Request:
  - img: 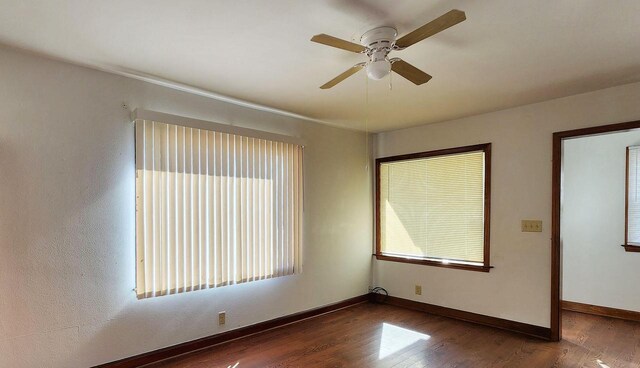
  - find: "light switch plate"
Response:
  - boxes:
[521,220,542,232]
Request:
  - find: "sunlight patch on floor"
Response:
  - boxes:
[378,323,430,359]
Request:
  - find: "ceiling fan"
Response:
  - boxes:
[311,9,466,89]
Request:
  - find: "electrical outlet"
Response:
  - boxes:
[521,220,542,232]
[218,311,226,325]
[415,285,422,295]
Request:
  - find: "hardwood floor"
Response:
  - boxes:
[148,303,640,368]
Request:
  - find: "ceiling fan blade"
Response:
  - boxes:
[320,63,365,89]
[395,9,466,49]
[391,59,432,85]
[311,34,366,53]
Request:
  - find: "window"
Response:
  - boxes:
[375,144,491,272]
[135,118,303,298]
[624,146,640,252]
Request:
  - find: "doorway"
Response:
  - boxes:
[551,119,640,341]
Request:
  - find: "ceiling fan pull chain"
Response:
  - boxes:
[364,72,370,171]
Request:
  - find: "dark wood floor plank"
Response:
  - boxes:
[147,303,640,368]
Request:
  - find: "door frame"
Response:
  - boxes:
[551,119,640,341]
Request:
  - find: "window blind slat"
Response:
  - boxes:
[295,147,302,273]
[258,140,263,278]
[276,142,282,277]
[267,141,273,277]
[168,125,176,293]
[222,134,235,284]
[136,120,303,298]
[161,124,169,295]
[198,130,206,289]
[285,144,291,275]
[236,134,243,283]
[234,135,241,282]
[152,123,158,294]
[246,137,254,281]
[177,126,186,292]
[289,144,294,274]
[192,129,201,291]
[135,122,146,296]
[251,142,256,279]
[214,131,222,286]
[275,142,281,278]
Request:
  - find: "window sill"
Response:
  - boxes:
[622,244,640,253]
[375,254,492,272]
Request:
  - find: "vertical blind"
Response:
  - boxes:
[379,151,485,263]
[627,146,640,245]
[135,120,303,298]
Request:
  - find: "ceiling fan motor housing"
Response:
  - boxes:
[360,26,397,50]
[360,26,397,80]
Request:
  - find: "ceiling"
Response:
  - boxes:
[1,0,639,132]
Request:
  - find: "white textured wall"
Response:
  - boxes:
[0,45,372,367]
[374,80,640,327]
[562,131,640,311]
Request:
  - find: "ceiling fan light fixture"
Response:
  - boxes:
[366,59,391,80]
[361,27,396,81]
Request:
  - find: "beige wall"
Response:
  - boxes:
[374,81,640,327]
[0,45,372,367]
